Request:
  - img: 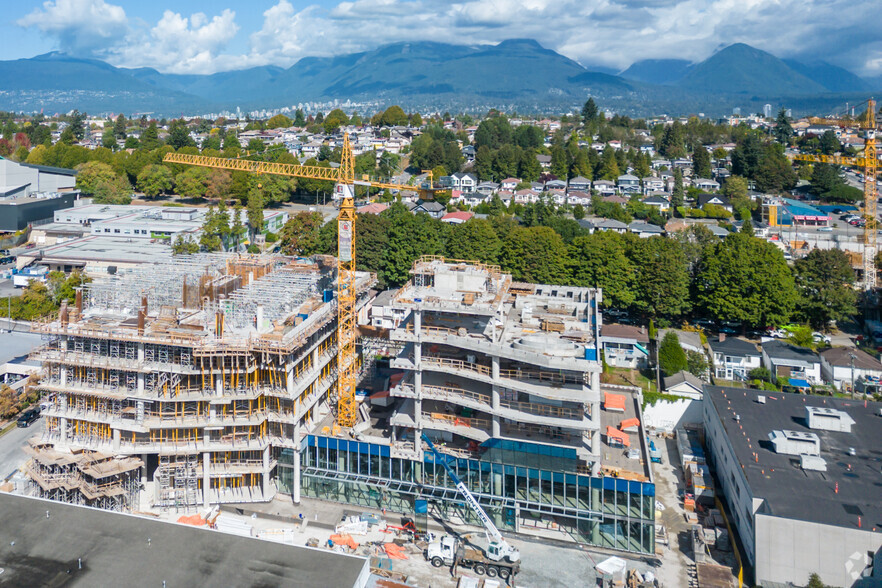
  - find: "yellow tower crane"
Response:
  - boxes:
[790,98,878,291]
[164,135,437,428]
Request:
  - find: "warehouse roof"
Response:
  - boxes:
[0,493,369,587]
[704,386,882,530]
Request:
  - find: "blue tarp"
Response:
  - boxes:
[788,378,810,388]
[634,343,649,355]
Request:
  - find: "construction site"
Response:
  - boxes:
[24,252,374,512]
[298,257,658,555]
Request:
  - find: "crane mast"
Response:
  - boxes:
[791,98,878,291]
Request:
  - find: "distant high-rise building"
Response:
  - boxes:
[763,104,773,118]
[785,109,792,118]
[733,107,741,116]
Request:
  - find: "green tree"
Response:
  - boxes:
[140,122,162,150]
[172,235,200,255]
[266,114,293,129]
[686,350,708,378]
[76,161,120,194]
[671,168,685,210]
[246,180,266,240]
[246,138,266,153]
[630,236,691,318]
[722,175,750,216]
[809,163,843,196]
[695,232,797,327]
[793,248,857,329]
[774,108,794,145]
[806,573,829,588]
[380,205,445,286]
[573,204,585,220]
[114,114,127,139]
[136,164,174,197]
[569,232,636,309]
[378,105,408,127]
[658,331,688,376]
[818,130,841,155]
[168,119,195,149]
[101,129,116,150]
[445,218,503,264]
[175,167,211,199]
[499,226,568,284]
[279,212,324,256]
[581,97,599,126]
[355,213,391,277]
[692,145,712,179]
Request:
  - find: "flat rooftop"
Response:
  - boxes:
[704,386,882,530]
[599,387,652,481]
[0,492,369,587]
[24,236,173,265]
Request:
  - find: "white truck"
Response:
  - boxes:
[421,434,521,583]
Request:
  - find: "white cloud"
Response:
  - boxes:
[15,0,882,77]
[18,0,128,54]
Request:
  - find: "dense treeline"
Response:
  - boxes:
[280,204,857,329]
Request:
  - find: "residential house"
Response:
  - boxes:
[617,174,641,194]
[450,173,477,193]
[357,203,389,215]
[514,189,539,204]
[566,191,592,206]
[761,340,822,385]
[412,200,447,219]
[536,154,552,168]
[659,329,703,354]
[819,347,882,391]
[499,177,520,191]
[697,193,733,212]
[602,195,629,207]
[692,178,721,192]
[602,324,650,369]
[643,194,671,213]
[440,211,474,225]
[709,336,761,381]
[461,145,476,162]
[593,218,629,233]
[568,176,591,192]
[706,224,731,238]
[545,179,567,191]
[369,289,408,329]
[642,177,665,194]
[476,181,499,196]
[663,371,704,400]
[652,159,672,170]
[593,180,617,196]
[576,219,595,233]
[548,190,567,206]
[460,193,486,207]
[629,221,664,238]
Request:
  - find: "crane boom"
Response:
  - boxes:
[163,136,361,428]
[421,434,510,550]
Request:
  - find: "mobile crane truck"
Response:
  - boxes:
[420,434,521,583]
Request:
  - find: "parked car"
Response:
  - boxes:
[766,327,786,338]
[17,408,40,427]
[818,226,833,232]
[812,332,832,345]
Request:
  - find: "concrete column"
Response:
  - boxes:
[492,355,500,380]
[137,343,145,362]
[202,452,211,507]
[262,446,270,498]
[113,429,120,451]
[414,371,422,427]
[60,366,67,386]
[215,373,223,397]
[209,404,217,420]
[286,364,294,395]
[293,423,301,504]
[60,418,68,442]
[136,401,145,425]
[413,309,421,334]
[142,454,149,486]
[137,374,144,394]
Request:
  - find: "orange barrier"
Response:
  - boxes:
[384,543,409,560]
[330,534,359,550]
[176,514,206,526]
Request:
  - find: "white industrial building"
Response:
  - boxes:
[704,386,882,587]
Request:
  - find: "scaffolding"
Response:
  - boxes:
[157,454,200,512]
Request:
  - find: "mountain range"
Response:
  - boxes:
[0,40,876,116]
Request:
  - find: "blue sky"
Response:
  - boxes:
[4,0,882,77]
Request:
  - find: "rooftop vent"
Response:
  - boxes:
[805,406,855,433]
[769,430,821,456]
[800,454,827,472]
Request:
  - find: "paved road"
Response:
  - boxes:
[0,418,42,481]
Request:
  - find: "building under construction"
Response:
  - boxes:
[297,257,657,554]
[25,253,373,512]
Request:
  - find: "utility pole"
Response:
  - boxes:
[849,351,856,399]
